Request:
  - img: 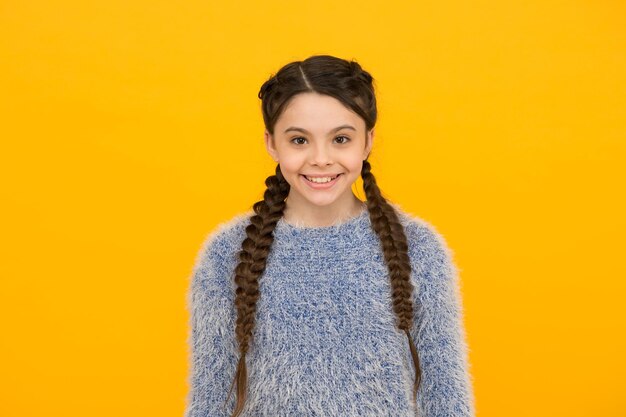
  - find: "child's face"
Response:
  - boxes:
[264,92,373,211]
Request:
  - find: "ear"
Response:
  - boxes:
[264,130,279,163]
[363,128,374,160]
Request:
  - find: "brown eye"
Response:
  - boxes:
[291,137,307,145]
[335,135,351,144]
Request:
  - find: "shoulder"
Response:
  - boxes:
[392,202,452,250]
[391,202,457,275]
[191,209,254,275]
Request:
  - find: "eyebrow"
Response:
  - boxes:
[283,124,357,134]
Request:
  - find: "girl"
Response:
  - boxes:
[184,55,475,417]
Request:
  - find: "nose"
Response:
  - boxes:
[309,142,333,166]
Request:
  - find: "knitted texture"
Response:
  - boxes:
[184,205,475,417]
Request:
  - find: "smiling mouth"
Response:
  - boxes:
[302,174,342,183]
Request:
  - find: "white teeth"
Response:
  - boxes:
[305,175,338,183]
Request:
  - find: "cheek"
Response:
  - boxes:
[345,156,365,174]
[278,158,305,178]
[280,160,301,174]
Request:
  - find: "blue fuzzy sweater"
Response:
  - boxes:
[184,205,475,416]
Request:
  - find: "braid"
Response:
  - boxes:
[224,164,290,417]
[361,159,423,406]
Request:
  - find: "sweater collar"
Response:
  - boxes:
[273,207,370,238]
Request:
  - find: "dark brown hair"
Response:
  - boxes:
[225,54,421,416]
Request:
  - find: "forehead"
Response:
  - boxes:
[276,92,364,130]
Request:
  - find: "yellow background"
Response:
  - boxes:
[1,1,625,416]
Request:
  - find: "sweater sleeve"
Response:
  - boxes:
[408,223,476,417]
[183,233,238,417]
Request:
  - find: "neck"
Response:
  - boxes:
[282,196,366,228]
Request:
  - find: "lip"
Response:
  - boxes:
[300,173,342,189]
[303,174,342,178]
